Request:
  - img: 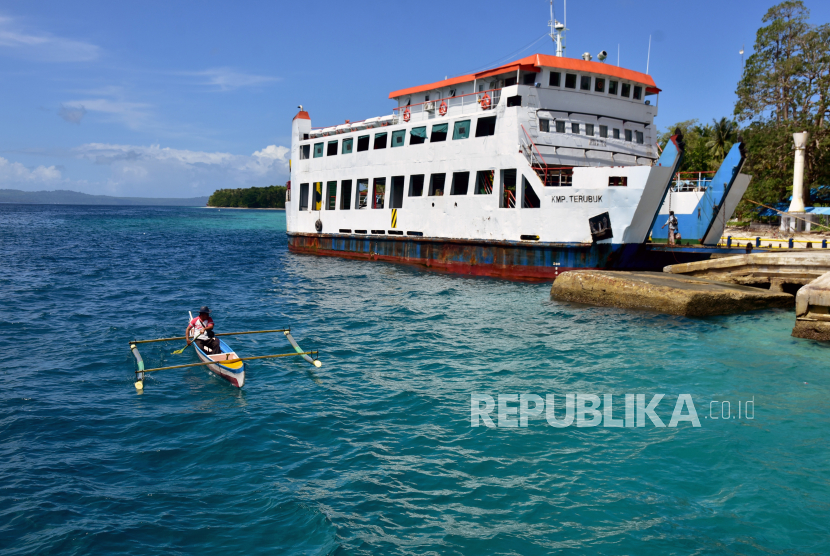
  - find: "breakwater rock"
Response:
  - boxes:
[793,271,830,341]
[550,270,793,317]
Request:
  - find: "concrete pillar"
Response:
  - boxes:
[788,131,809,213]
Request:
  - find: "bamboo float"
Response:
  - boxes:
[131,328,291,345]
[136,351,318,375]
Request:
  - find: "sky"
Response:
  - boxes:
[1,0,829,198]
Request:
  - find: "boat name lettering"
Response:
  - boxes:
[551,195,603,203]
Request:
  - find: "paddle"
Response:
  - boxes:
[172,311,196,354]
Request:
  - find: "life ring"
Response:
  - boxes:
[438,101,448,116]
[403,108,410,122]
[480,93,491,110]
[315,219,323,232]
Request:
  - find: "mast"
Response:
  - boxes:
[549,0,567,57]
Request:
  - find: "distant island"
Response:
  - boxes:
[208,185,286,208]
[0,189,209,206]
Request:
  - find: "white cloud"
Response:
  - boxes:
[62,97,153,130]
[0,15,100,62]
[58,104,87,124]
[0,156,62,183]
[183,67,279,91]
[69,142,290,197]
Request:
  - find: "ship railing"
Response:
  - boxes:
[393,88,502,123]
[670,171,714,192]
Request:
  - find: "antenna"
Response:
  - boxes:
[739,44,745,67]
[646,35,651,74]
[617,44,620,67]
[549,0,568,57]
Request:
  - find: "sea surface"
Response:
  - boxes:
[1,204,829,556]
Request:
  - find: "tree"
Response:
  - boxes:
[705,117,737,162]
[734,1,830,210]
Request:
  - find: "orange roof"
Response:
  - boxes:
[389,53,657,99]
[293,110,310,121]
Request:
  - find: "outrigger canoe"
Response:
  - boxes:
[130,321,320,391]
[193,337,245,388]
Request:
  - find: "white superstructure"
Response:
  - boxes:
[287,53,668,247]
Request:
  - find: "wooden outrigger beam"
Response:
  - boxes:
[136,350,318,374]
[131,328,291,344]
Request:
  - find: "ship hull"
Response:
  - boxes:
[287,232,743,281]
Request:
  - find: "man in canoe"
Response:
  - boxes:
[187,306,221,354]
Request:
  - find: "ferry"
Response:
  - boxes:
[285,20,750,280]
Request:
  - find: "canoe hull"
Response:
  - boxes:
[193,339,245,388]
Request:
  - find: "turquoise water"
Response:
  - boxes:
[1,204,829,555]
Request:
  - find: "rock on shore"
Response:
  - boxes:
[550,270,793,317]
[793,271,830,341]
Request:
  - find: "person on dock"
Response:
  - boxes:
[662,211,679,245]
[187,306,220,354]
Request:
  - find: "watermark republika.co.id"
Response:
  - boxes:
[471,394,755,428]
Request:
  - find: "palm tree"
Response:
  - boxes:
[706,117,737,162]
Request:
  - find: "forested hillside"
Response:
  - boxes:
[207,185,287,208]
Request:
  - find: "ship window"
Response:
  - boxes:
[625,129,633,142]
[586,124,595,136]
[390,176,404,208]
[449,89,456,97]
[409,174,425,196]
[506,95,522,107]
[504,76,517,87]
[565,74,577,89]
[595,78,605,93]
[452,119,471,140]
[299,183,309,210]
[431,123,448,142]
[342,138,353,154]
[356,179,369,208]
[327,140,338,156]
[340,180,352,209]
[410,126,427,145]
[636,131,644,144]
[571,123,580,134]
[633,86,643,100]
[609,80,618,95]
[424,95,430,102]
[540,119,550,132]
[609,177,628,187]
[428,173,446,196]
[522,176,540,208]
[621,83,631,98]
[475,170,494,194]
[522,73,537,85]
[549,71,561,87]
[372,178,385,208]
[357,135,370,151]
[556,120,566,133]
[313,143,324,158]
[475,116,497,137]
[599,125,608,138]
[391,130,406,147]
[300,145,310,159]
[500,169,517,208]
[374,132,388,149]
[313,182,322,210]
[326,181,337,209]
[450,171,470,195]
[613,128,621,139]
[545,168,573,187]
[580,76,591,91]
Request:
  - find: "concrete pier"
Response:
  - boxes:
[793,271,830,341]
[551,270,793,317]
[664,251,830,292]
